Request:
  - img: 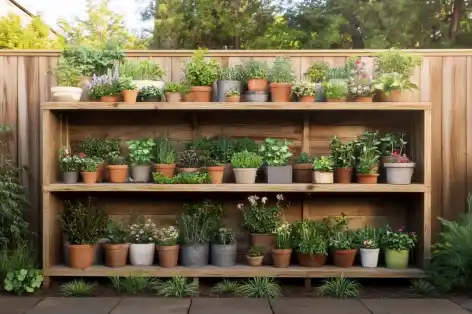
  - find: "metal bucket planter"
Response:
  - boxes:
[384,163,416,184]
[181,243,209,267]
[315,83,325,102]
[245,91,268,102]
[217,80,241,102]
[265,165,293,184]
[211,242,237,267]
[131,165,151,183]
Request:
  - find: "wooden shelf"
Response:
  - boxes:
[42,101,431,111]
[46,265,424,278]
[45,183,429,193]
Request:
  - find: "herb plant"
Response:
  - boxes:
[248,246,264,257]
[296,221,328,256]
[296,152,313,164]
[165,82,184,93]
[323,82,348,99]
[105,151,127,165]
[155,138,176,164]
[178,201,222,245]
[231,150,262,168]
[242,59,269,80]
[58,147,82,172]
[210,137,235,164]
[218,66,244,81]
[233,138,259,153]
[79,137,110,160]
[329,232,354,250]
[153,172,211,184]
[127,138,155,166]
[225,89,240,97]
[61,44,124,76]
[214,228,236,245]
[117,76,136,91]
[381,226,417,251]
[374,48,422,78]
[138,86,164,98]
[184,49,219,86]
[128,217,158,244]
[356,225,380,249]
[239,194,285,234]
[106,221,127,244]
[179,149,199,168]
[119,59,165,80]
[259,138,292,166]
[269,57,293,83]
[330,136,355,169]
[304,60,329,83]
[81,156,100,172]
[291,81,316,97]
[52,57,82,86]
[155,226,179,246]
[275,223,291,249]
[313,156,334,172]
[379,132,407,157]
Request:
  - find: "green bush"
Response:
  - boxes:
[231,150,262,168]
[3,269,42,294]
[184,49,219,86]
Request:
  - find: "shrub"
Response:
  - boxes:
[231,150,262,168]
[269,57,294,83]
[153,276,199,297]
[304,60,329,83]
[184,49,219,86]
[374,48,422,78]
[60,279,97,296]
[242,59,269,80]
[165,82,183,93]
[318,276,362,298]
[323,82,348,99]
[259,138,292,166]
[236,277,281,299]
[239,194,285,234]
[313,156,334,172]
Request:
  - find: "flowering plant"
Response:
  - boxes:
[81,156,100,172]
[348,57,374,97]
[275,223,292,249]
[291,81,317,97]
[88,67,120,98]
[214,228,236,245]
[355,225,379,249]
[391,152,413,163]
[128,218,158,244]
[155,226,179,246]
[380,226,417,251]
[58,147,82,172]
[239,194,285,234]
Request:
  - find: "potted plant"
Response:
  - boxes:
[323,81,348,102]
[225,90,241,102]
[211,228,237,267]
[58,147,82,184]
[330,136,355,183]
[356,147,380,184]
[105,152,128,183]
[217,66,243,101]
[88,69,120,102]
[246,246,264,267]
[155,226,180,268]
[381,226,417,269]
[127,138,155,183]
[154,138,176,178]
[138,86,163,102]
[119,59,165,90]
[231,150,263,184]
[181,82,192,102]
[357,225,380,268]
[177,149,200,173]
[292,152,313,183]
[272,223,292,268]
[348,77,374,102]
[80,156,101,184]
[117,76,138,104]
[269,57,294,102]
[165,82,183,102]
[239,194,285,264]
[313,156,334,184]
[330,232,357,268]
[128,217,158,266]
[79,137,110,182]
[184,49,219,102]
[379,132,407,164]
[242,58,269,91]
[209,137,235,182]
[295,221,328,267]
[200,156,224,184]
[103,221,129,268]
[51,57,83,101]
[259,138,293,184]
[292,81,316,102]
[372,72,418,102]
[304,60,329,102]
[384,153,416,184]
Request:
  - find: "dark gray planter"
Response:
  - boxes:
[315,83,325,102]
[211,242,237,267]
[217,80,241,101]
[181,243,209,266]
[245,91,268,102]
[265,165,293,184]
[62,171,79,184]
[131,165,151,182]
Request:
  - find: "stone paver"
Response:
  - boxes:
[190,298,271,314]
[451,298,472,312]
[0,297,42,314]
[361,299,471,314]
[110,298,190,314]
[271,298,371,314]
[26,297,120,314]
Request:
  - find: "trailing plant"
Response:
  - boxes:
[236,277,281,299]
[259,138,292,166]
[247,246,264,257]
[313,156,334,172]
[291,81,316,97]
[110,276,153,295]
[329,231,355,250]
[330,136,355,169]
[275,223,291,249]
[165,82,184,93]
[153,172,211,184]
[58,147,82,172]
[88,68,120,98]
[323,82,348,99]
[380,226,417,251]
[214,227,236,245]
[233,137,259,153]
[239,194,285,234]
[60,279,97,296]
[52,57,82,86]
[295,221,328,255]
[242,59,269,80]
[127,138,155,166]
[154,276,199,297]
[212,279,240,296]
[128,217,158,244]
[155,226,179,246]
[138,85,164,98]
[81,156,100,172]
[225,89,240,97]
[179,149,199,168]
[231,150,262,168]
[178,201,222,244]
[373,72,418,95]
[119,59,165,80]
[3,269,43,294]
[318,276,362,298]
[269,56,294,83]
[374,48,422,78]
[104,151,127,165]
[184,49,219,86]
[296,152,313,164]
[304,60,329,83]
[117,76,136,91]
[61,44,124,76]
[106,221,127,244]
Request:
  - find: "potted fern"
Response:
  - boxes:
[269,57,294,102]
[127,138,155,182]
[154,138,177,178]
[211,228,237,267]
[184,49,219,102]
[313,156,334,184]
[259,138,293,184]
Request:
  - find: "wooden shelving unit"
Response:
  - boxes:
[42,101,431,287]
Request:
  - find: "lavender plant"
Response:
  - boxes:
[88,67,120,99]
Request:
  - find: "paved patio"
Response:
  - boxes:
[2,297,472,314]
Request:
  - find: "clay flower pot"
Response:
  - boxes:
[247,79,267,91]
[69,244,94,269]
[108,165,129,183]
[154,163,176,178]
[293,163,313,183]
[177,167,200,173]
[82,171,98,184]
[191,86,212,102]
[333,249,357,268]
[270,83,292,102]
[101,95,119,102]
[156,244,180,268]
[297,252,327,267]
[272,248,292,268]
[247,255,263,267]
[250,233,275,265]
[379,90,404,102]
[233,168,258,184]
[357,174,379,184]
[354,96,373,102]
[182,92,193,102]
[104,243,129,267]
[225,95,240,102]
[334,168,353,183]
[313,171,334,184]
[207,166,224,184]
[327,98,347,102]
[123,90,138,104]
[299,95,315,102]
[165,92,182,102]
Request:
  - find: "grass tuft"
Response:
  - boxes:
[60,279,97,296]
[317,276,361,298]
[409,279,438,297]
[153,276,199,297]
[211,279,240,296]
[108,276,153,295]
[236,277,281,299]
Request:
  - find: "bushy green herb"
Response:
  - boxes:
[296,152,313,164]
[214,227,236,245]
[313,156,334,172]
[329,232,355,250]
[127,138,155,165]
[155,138,176,164]
[330,136,355,168]
[212,279,240,296]
[269,57,293,83]
[117,76,136,91]
[104,151,127,165]
[327,66,349,80]
[380,226,417,251]
[374,48,422,78]
[210,137,235,164]
[179,149,200,168]
[154,276,199,297]
[52,57,82,86]
[242,59,269,80]
[292,81,316,97]
[119,59,165,80]
[81,156,100,172]
[236,277,281,299]
[79,137,109,159]
[106,221,127,244]
[259,138,292,166]
[318,276,361,298]
[165,82,183,93]
[218,66,244,81]
[379,132,407,157]
[233,138,258,153]
[225,89,240,97]
[61,44,124,76]
[153,172,211,184]
[304,60,329,83]
[138,86,164,98]
[3,269,42,294]
[247,246,264,257]
[110,276,152,295]
[184,49,219,86]
[294,220,328,255]
[231,150,262,168]
[178,201,222,245]
[323,82,348,99]
[240,194,285,234]
[60,279,97,296]
[275,223,291,249]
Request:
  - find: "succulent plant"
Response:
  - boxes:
[179,149,199,168]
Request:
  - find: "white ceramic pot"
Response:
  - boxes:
[129,243,155,266]
[360,248,379,268]
[233,168,258,184]
[50,86,83,102]
[384,163,416,185]
[133,80,165,90]
[313,171,334,184]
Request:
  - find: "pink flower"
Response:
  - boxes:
[79,152,87,158]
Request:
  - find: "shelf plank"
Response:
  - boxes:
[44,183,428,193]
[46,265,424,278]
[42,102,431,111]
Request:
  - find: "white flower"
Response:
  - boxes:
[149,237,153,241]
[145,224,150,227]
[131,231,136,235]
[276,194,284,201]
[237,203,244,209]
[139,230,144,234]
[261,197,268,204]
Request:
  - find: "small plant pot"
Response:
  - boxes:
[181,243,209,267]
[270,82,292,102]
[265,165,293,184]
[360,248,379,268]
[385,249,409,269]
[182,92,193,102]
[191,86,212,102]
[297,252,327,267]
[51,86,83,102]
[131,164,151,183]
[123,90,138,104]
[225,95,241,102]
[334,168,353,183]
[101,95,119,102]
[233,168,258,184]
[69,244,94,269]
[327,98,347,102]
[380,90,404,102]
[165,92,182,102]
[129,243,155,266]
[154,163,176,178]
[156,245,180,268]
[222,163,234,183]
[81,171,98,184]
[108,165,129,183]
[356,174,379,184]
[62,171,79,184]
[207,166,224,184]
[272,248,292,268]
[384,163,416,184]
[247,79,267,91]
[217,80,241,101]
[177,167,200,173]
[333,249,357,268]
[247,255,263,267]
[299,95,315,102]
[313,171,334,184]
[96,162,105,182]
[354,96,373,102]
[211,242,237,267]
[245,91,268,102]
[292,163,313,183]
[104,243,129,268]
[250,233,275,265]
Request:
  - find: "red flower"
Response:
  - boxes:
[356,59,361,64]
[79,152,87,159]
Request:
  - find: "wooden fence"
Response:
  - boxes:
[0,49,471,240]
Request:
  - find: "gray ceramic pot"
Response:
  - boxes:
[315,83,325,102]
[211,242,237,267]
[245,91,268,102]
[181,243,209,267]
[384,163,416,184]
[62,171,79,184]
[265,165,293,184]
[131,165,151,182]
[217,80,242,101]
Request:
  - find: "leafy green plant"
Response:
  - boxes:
[3,269,42,294]
[81,156,100,172]
[154,138,176,164]
[179,149,200,168]
[127,138,155,165]
[242,59,269,80]
[117,76,136,91]
[259,138,292,166]
[313,156,334,172]
[330,136,355,169]
[269,56,294,83]
[212,279,240,296]
[106,221,127,244]
[178,201,222,245]
[380,226,417,251]
[153,172,211,184]
[109,276,153,294]
[374,48,422,78]
[240,194,285,234]
[379,132,407,157]
[105,151,127,165]
[119,59,165,80]
[323,82,348,99]
[294,220,328,255]
[329,232,355,250]
[304,60,329,83]
[52,57,82,86]
[292,81,316,97]
[218,66,244,81]
[210,137,235,164]
[184,49,219,86]
[348,77,374,97]
[236,277,281,299]
[58,147,82,172]
[154,276,199,297]
[155,226,179,246]
[233,138,259,153]
[275,223,291,249]
[231,150,262,168]
[356,147,380,174]
[60,279,97,296]
[296,152,313,163]
[0,243,36,281]
[318,276,361,298]
[409,279,438,297]
[214,227,236,245]
[225,89,240,97]
[165,82,183,93]
[61,44,124,76]
[247,246,264,257]
[79,137,109,159]
[373,72,418,95]
[138,86,164,98]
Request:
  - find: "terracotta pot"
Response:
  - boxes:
[82,171,98,184]
[379,90,404,102]
[208,166,224,184]
[313,171,334,184]
[334,249,357,268]
[69,244,94,269]
[104,243,129,267]
[334,168,353,183]
[222,163,234,183]
[246,255,263,267]
[299,95,315,102]
[247,79,268,91]
[108,165,129,183]
[272,248,292,268]
[157,245,180,268]
[293,163,313,183]
[297,252,327,267]
[182,92,193,102]
[250,233,275,265]
[327,98,347,102]
[270,83,292,102]
[101,95,119,102]
[165,92,182,102]
[225,95,240,102]
[191,86,212,102]
[154,164,176,178]
[357,174,379,184]
[123,90,138,104]
[354,96,373,102]
[177,167,200,173]
[96,162,105,182]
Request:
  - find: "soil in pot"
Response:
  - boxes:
[299,96,315,102]
[272,248,292,268]
[131,165,151,183]
[265,165,293,184]
[208,166,224,184]
[354,96,373,102]
[327,98,347,102]
[385,249,409,269]
[360,248,379,268]
[154,164,176,178]
[293,163,312,183]
[248,79,267,91]
[270,83,292,102]
[334,168,353,183]
[82,171,97,184]
[129,243,155,266]
[233,168,258,184]
[384,163,416,184]
[225,95,240,102]
[108,165,129,183]
[69,244,94,269]
[211,242,237,267]
[177,167,200,173]
[104,243,129,267]
[181,243,209,266]
[222,163,234,183]
[356,174,379,184]
[247,255,263,267]
[123,90,138,104]
[333,249,357,268]
[191,86,212,102]
[313,171,334,184]
[297,252,327,267]
[101,95,119,102]
[157,245,180,268]
[250,233,275,265]
[165,92,182,102]
[245,91,269,102]
[63,171,79,184]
